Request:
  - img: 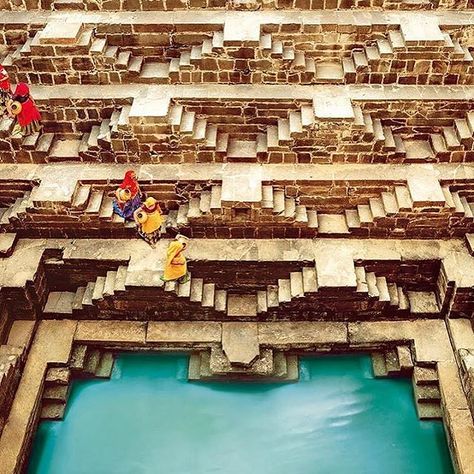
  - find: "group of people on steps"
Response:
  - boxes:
[1,64,189,285]
[113,170,190,285]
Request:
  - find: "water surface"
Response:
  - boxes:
[29,354,454,474]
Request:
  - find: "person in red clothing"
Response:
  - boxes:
[10,82,41,137]
[112,170,144,221]
[0,65,11,116]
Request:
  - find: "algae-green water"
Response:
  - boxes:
[28,354,454,474]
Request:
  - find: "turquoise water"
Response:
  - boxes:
[29,354,453,474]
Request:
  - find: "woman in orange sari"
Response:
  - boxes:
[161,234,190,283]
[133,197,164,248]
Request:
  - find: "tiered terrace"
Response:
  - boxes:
[0,2,474,474]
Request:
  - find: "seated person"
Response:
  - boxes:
[113,170,143,221]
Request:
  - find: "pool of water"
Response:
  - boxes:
[29,353,453,474]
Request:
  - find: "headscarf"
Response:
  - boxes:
[119,170,139,197]
[14,82,29,97]
[142,197,160,214]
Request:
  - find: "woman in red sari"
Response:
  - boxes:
[10,82,41,137]
[113,170,143,221]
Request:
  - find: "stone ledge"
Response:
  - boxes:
[75,321,147,344]
[348,320,454,363]
[23,83,474,103]
[0,10,472,27]
[438,362,469,411]
[444,408,474,474]
[146,321,222,343]
[258,321,348,346]
[1,238,473,291]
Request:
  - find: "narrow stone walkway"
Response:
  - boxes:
[0,9,473,25]
[0,320,77,474]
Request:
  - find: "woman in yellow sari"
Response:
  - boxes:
[161,234,190,283]
[133,197,164,248]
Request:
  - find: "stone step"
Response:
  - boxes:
[201,282,215,307]
[45,367,71,386]
[140,62,170,81]
[404,139,435,161]
[40,401,66,421]
[396,346,413,371]
[277,279,291,303]
[43,385,69,403]
[407,291,439,314]
[257,290,267,314]
[355,266,368,293]
[413,366,439,386]
[226,294,257,317]
[266,285,279,308]
[103,270,117,297]
[70,344,88,371]
[72,185,92,209]
[371,353,388,377]
[95,352,114,378]
[83,348,101,375]
[81,282,95,306]
[272,189,285,215]
[71,286,86,311]
[416,401,442,420]
[384,349,400,374]
[414,384,441,403]
[43,292,74,315]
[315,61,344,82]
[189,277,204,303]
[91,276,106,301]
[210,185,222,211]
[394,186,413,211]
[227,139,258,161]
[128,55,144,74]
[397,287,410,311]
[366,272,379,298]
[289,272,304,298]
[214,289,227,312]
[90,38,107,55]
[307,210,318,228]
[318,214,349,234]
[49,139,81,161]
[180,111,196,134]
[376,276,390,302]
[113,266,127,293]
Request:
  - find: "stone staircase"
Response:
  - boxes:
[412,365,443,419]
[43,260,440,319]
[4,99,474,165]
[371,348,442,419]
[189,348,299,382]
[2,20,472,86]
[0,110,119,164]
[3,175,474,238]
[40,344,114,420]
